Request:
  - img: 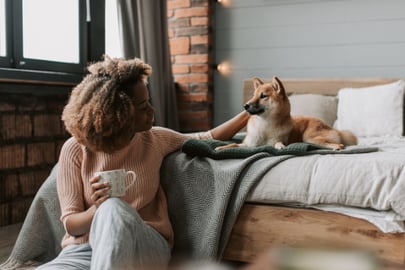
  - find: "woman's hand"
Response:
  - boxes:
[90,175,110,208]
[64,176,109,237]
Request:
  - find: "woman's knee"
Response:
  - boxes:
[93,198,141,224]
[97,198,132,215]
[98,197,126,210]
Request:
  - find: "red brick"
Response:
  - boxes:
[34,114,62,137]
[168,17,190,28]
[175,83,190,93]
[175,54,208,64]
[191,0,209,7]
[175,7,208,18]
[11,198,33,224]
[191,64,209,73]
[176,26,208,37]
[167,0,190,10]
[177,93,211,102]
[20,170,50,197]
[191,17,208,26]
[175,74,209,84]
[1,114,32,140]
[18,97,46,112]
[172,65,190,74]
[0,144,25,169]
[47,100,66,113]
[191,44,209,54]
[0,174,19,201]
[191,35,209,45]
[167,8,174,18]
[0,202,10,226]
[190,83,209,93]
[168,28,175,38]
[170,37,190,55]
[0,100,16,112]
[27,142,56,167]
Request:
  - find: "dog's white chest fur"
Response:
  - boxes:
[244,116,291,147]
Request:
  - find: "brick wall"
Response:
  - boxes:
[0,89,70,226]
[0,0,214,226]
[168,0,214,132]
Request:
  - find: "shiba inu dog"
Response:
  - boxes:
[216,76,357,151]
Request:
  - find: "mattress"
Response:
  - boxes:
[246,136,405,233]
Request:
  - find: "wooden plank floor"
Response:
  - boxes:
[1,222,403,270]
[0,223,36,269]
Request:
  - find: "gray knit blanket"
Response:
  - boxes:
[0,142,377,269]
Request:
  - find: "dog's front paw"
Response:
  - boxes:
[329,143,344,150]
[274,142,286,149]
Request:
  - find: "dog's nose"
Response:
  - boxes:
[244,103,250,110]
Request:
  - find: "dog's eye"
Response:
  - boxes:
[260,92,267,99]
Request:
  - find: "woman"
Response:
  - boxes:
[37,56,249,270]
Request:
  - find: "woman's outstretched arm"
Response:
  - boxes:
[209,110,249,141]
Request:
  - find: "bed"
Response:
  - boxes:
[221,78,405,268]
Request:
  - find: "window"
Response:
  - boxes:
[0,0,6,57]
[0,0,105,84]
[105,0,122,58]
[0,0,10,67]
[22,0,80,65]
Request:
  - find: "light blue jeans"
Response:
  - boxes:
[36,198,171,270]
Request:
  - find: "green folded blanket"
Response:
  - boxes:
[182,137,379,159]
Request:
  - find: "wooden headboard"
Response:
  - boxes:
[243,77,401,102]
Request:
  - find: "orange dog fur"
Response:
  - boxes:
[216,76,357,151]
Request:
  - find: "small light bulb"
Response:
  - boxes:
[216,61,232,76]
[215,0,231,7]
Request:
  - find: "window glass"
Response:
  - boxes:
[0,0,6,57]
[105,0,122,58]
[22,0,79,63]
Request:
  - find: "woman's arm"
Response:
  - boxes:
[64,176,110,236]
[64,206,96,236]
[210,110,249,141]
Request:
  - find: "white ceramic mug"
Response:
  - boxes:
[94,169,136,197]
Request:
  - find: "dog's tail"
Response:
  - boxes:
[339,130,358,146]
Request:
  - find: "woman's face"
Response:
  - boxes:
[132,82,155,132]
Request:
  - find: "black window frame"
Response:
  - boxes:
[0,0,105,86]
[0,0,12,67]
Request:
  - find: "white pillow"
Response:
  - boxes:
[289,94,338,127]
[334,80,405,137]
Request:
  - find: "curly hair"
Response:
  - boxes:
[62,56,152,153]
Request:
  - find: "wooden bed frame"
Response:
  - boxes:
[222,78,405,268]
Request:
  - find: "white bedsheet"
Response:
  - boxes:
[246,136,405,233]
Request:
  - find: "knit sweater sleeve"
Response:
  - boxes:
[150,127,213,156]
[57,137,85,226]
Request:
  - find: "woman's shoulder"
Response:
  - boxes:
[60,137,84,158]
[62,136,81,148]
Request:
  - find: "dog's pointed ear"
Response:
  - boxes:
[252,76,264,90]
[272,76,286,95]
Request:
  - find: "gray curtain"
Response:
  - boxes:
[117,0,179,130]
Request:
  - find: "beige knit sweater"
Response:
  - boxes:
[57,127,212,248]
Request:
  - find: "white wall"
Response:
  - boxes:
[213,0,405,125]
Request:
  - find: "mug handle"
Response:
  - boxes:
[125,171,137,191]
